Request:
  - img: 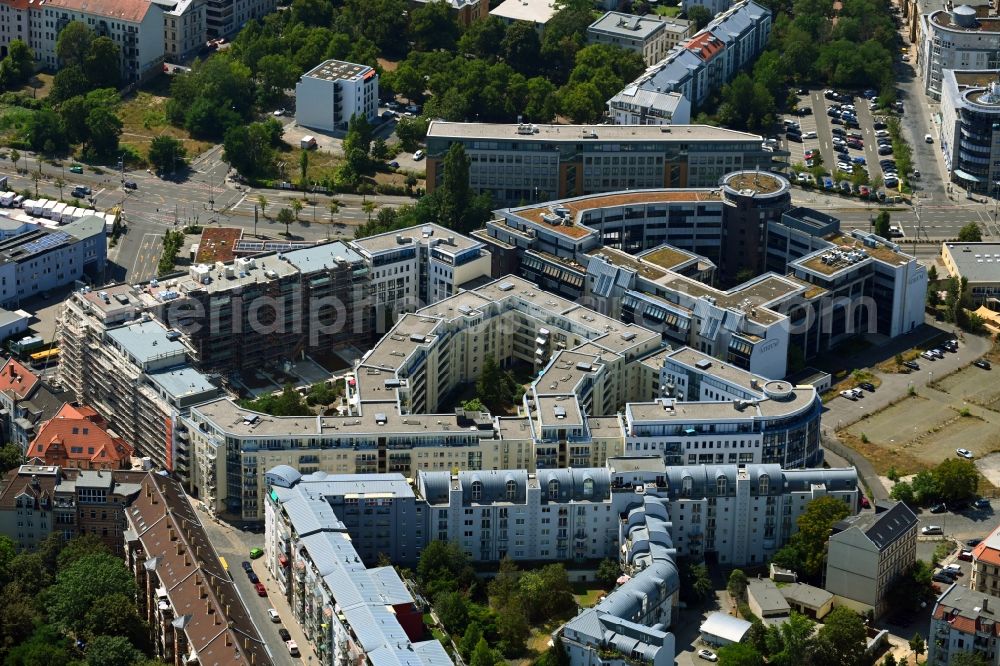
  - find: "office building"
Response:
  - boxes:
[30,403,133,470]
[942,242,1000,306]
[0,463,145,555]
[929,585,1000,666]
[920,5,1000,99]
[940,71,1000,193]
[587,12,691,67]
[608,1,772,125]
[0,357,68,452]
[295,59,378,133]
[824,502,918,618]
[30,0,165,82]
[350,223,491,329]
[423,121,772,206]
[263,466,450,666]
[125,472,272,666]
[0,215,106,308]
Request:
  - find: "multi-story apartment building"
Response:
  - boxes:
[203,0,275,38]
[30,403,133,470]
[30,0,165,82]
[0,0,30,59]
[930,585,1000,666]
[263,466,449,666]
[185,274,831,522]
[0,463,145,555]
[607,1,772,125]
[971,522,1000,594]
[0,215,106,308]
[264,458,858,666]
[423,121,773,206]
[587,12,688,67]
[57,285,222,479]
[920,5,1000,99]
[157,0,206,60]
[0,357,68,452]
[350,223,491,329]
[940,70,1000,193]
[125,472,271,666]
[824,502,918,618]
[295,59,379,133]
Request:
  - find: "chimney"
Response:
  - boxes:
[985,597,990,612]
[199,583,207,599]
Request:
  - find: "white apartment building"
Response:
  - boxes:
[153,0,206,60]
[0,0,30,60]
[683,0,733,17]
[203,0,276,38]
[350,223,491,329]
[824,502,918,618]
[920,5,1000,99]
[295,59,378,133]
[587,12,689,67]
[940,70,1000,193]
[930,585,1000,666]
[31,0,165,82]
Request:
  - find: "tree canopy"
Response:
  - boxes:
[772,496,850,578]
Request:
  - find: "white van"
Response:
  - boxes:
[12,195,24,208]
[0,191,15,206]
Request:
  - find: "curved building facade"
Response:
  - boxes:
[941,70,1000,193]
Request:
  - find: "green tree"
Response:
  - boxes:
[50,64,89,103]
[717,643,764,666]
[56,21,93,67]
[258,195,268,218]
[395,116,428,152]
[239,384,311,416]
[557,81,604,123]
[935,458,978,504]
[9,149,19,173]
[727,569,749,604]
[596,557,620,588]
[277,208,295,235]
[418,540,475,596]
[889,480,915,505]
[434,590,469,634]
[790,496,850,578]
[519,564,574,623]
[457,16,506,59]
[256,54,299,106]
[59,95,90,146]
[767,612,816,666]
[951,653,991,666]
[470,637,499,666]
[813,607,867,666]
[439,142,474,231]
[958,222,983,242]
[911,469,941,505]
[409,0,459,52]
[459,623,483,659]
[148,135,187,173]
[488,556,521,609]
[501,20,541,75]
[81,593,148,647]
[56,534,108,569]
[909,632,925,657]
[5,624,74,666]
[47,552,136,634]
[882,654,897,666]
[874,210,891,239]
[536,637,570,666]
[291,0,333,26]
[85,37,121,89]
[686,5,712,29]
[299,149,309,186]
[223,121,277,179]
[0,443,22,474]
[27,108,67,153]
[476,356,518,413]
[496,601,529,656]
[85,634,142,666]
[86,106,123,157]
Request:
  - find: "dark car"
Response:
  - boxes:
[858,382,876,392]
[903,360,920,370]
[278,628,291,642]
[124,180,137,190]
[796,106,812,116]
[831,117,843,125]
[968,537,985,546]
[932,572,955,583]
[247,572,259,585]
[831,127,846,136]
[798,88,809,95]
[873,121,887,130]
[975,498,992,510]
[241,561,252,572]
[930,503,948,514]
[975,359,992,370]
[786,133,803,143]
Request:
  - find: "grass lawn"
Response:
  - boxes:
[0,106,35,147]
[571,582,608,608]
[654,4,683,16]
[276,146,343,184]
[20,73,53,99]
[117,88,213,163]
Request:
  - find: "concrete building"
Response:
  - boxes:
[203,0,275,38]
[683,0,733,18]
[608,1,772,125]
[30,403,133,470]
[30,0,165,82]
[295,59,378,133]
[929,584,1000,666]
[0,215,106,308]
[587,12,689,67]
[489,0,555,28]
[824,502,918,618]
[779,582,833,620]
[0,307,29,340]
[700,612,752,647]
[942,242,1000,306]
[125,472,272,666]
[971,521,1000,594]
[920,4,1000,99]
[423,121,773,206]
[263,466,452,666]
[349,223,491,330]
[0,357,68,452]
[0,0,31,60]
[0,463,145,555]
[747,578,791,620]
[153,0,206,60]
[940,71,1000,194]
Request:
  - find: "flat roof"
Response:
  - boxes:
[799,233,909,276]
[723,171,788,196]
[145,252,298,299]
[302,59,374,82]
[352,223,482,255]
[105,320,187,365]
[147,366,218,401]
[589,12,668,39]
[281,241,364,272]
[426,121,763,144]
[747,579,791,614]
[194,227,242,264]
[490,0,556,24]
[929,7,1000,32]
[944,242,1000,283]
[667,347,764,391]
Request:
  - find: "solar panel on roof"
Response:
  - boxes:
[20,231,71,255]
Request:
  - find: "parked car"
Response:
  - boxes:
[69,165,84,174]
[254,582,267,596]
[858,382,876,392]
[249,548,264,559]
[873,120,887,130]
[268,609,280,622]
[787,133,803,143]
[974,359,992,370]
[272,108,285,116]
[247,572,259,585]
[922,525,944,535]
[831,127,846,136]
[241,561,252,572]
[968,537,985,546]
[931,349,944,359]
[698,650,718,662]
[804,149,817,159]
[413,150,425,160]
[920,351,936,361]
[945,563,964,575]
[124,180,137,190]
[860,495,871,509]
[957,448,974,459]
[975,498,993,510]
[840,390,858,401]
[278,628,291,641]
[932,572,954,583]
[803,130,817,138]
[930,503,948,514]
[959,550,974,561]
[286,640,300,657]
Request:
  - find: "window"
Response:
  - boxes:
[548,479,559,499]
[583,478,594,497]
[716,475,727,496]
[471,480,482,501]
[505,480,516,501]
[759,474,769,496]
[681,475,692,497]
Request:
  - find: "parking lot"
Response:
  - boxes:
[782,88,906,199]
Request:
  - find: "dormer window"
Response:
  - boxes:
[716,475,727,496]
[681,476,692,497]
[548,479,560,499]
[505,480,516,501]
[759,474,769,496]
[583,478,594,498]
[471,480,482,502]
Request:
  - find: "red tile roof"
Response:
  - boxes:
[30,403,134,469]
[934,602,1000,636]
[684,32,725,61]
[32,0,154,22]
[0,358,39,400]
[973,528,1000,566]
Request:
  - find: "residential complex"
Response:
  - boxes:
[940,70,1000,193]
[0,463,146,555]
[587,12,691,67]
[156,0,207,60]
[295,59,379,133]
[29,403,134,470]
[0,357,68,452]
[930,584,1000,666]
[203,0,276,38]
[263,465,450,666]
[423,121,773,206]
[608,1,772,125]
[920,5,1000,99]
[824,502,918,618]
[942,241,1000,306]
[971,521,1000,594]
[264,458,858,666]
[125,472,272,666]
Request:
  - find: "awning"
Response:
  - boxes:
[954,169,982,183]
